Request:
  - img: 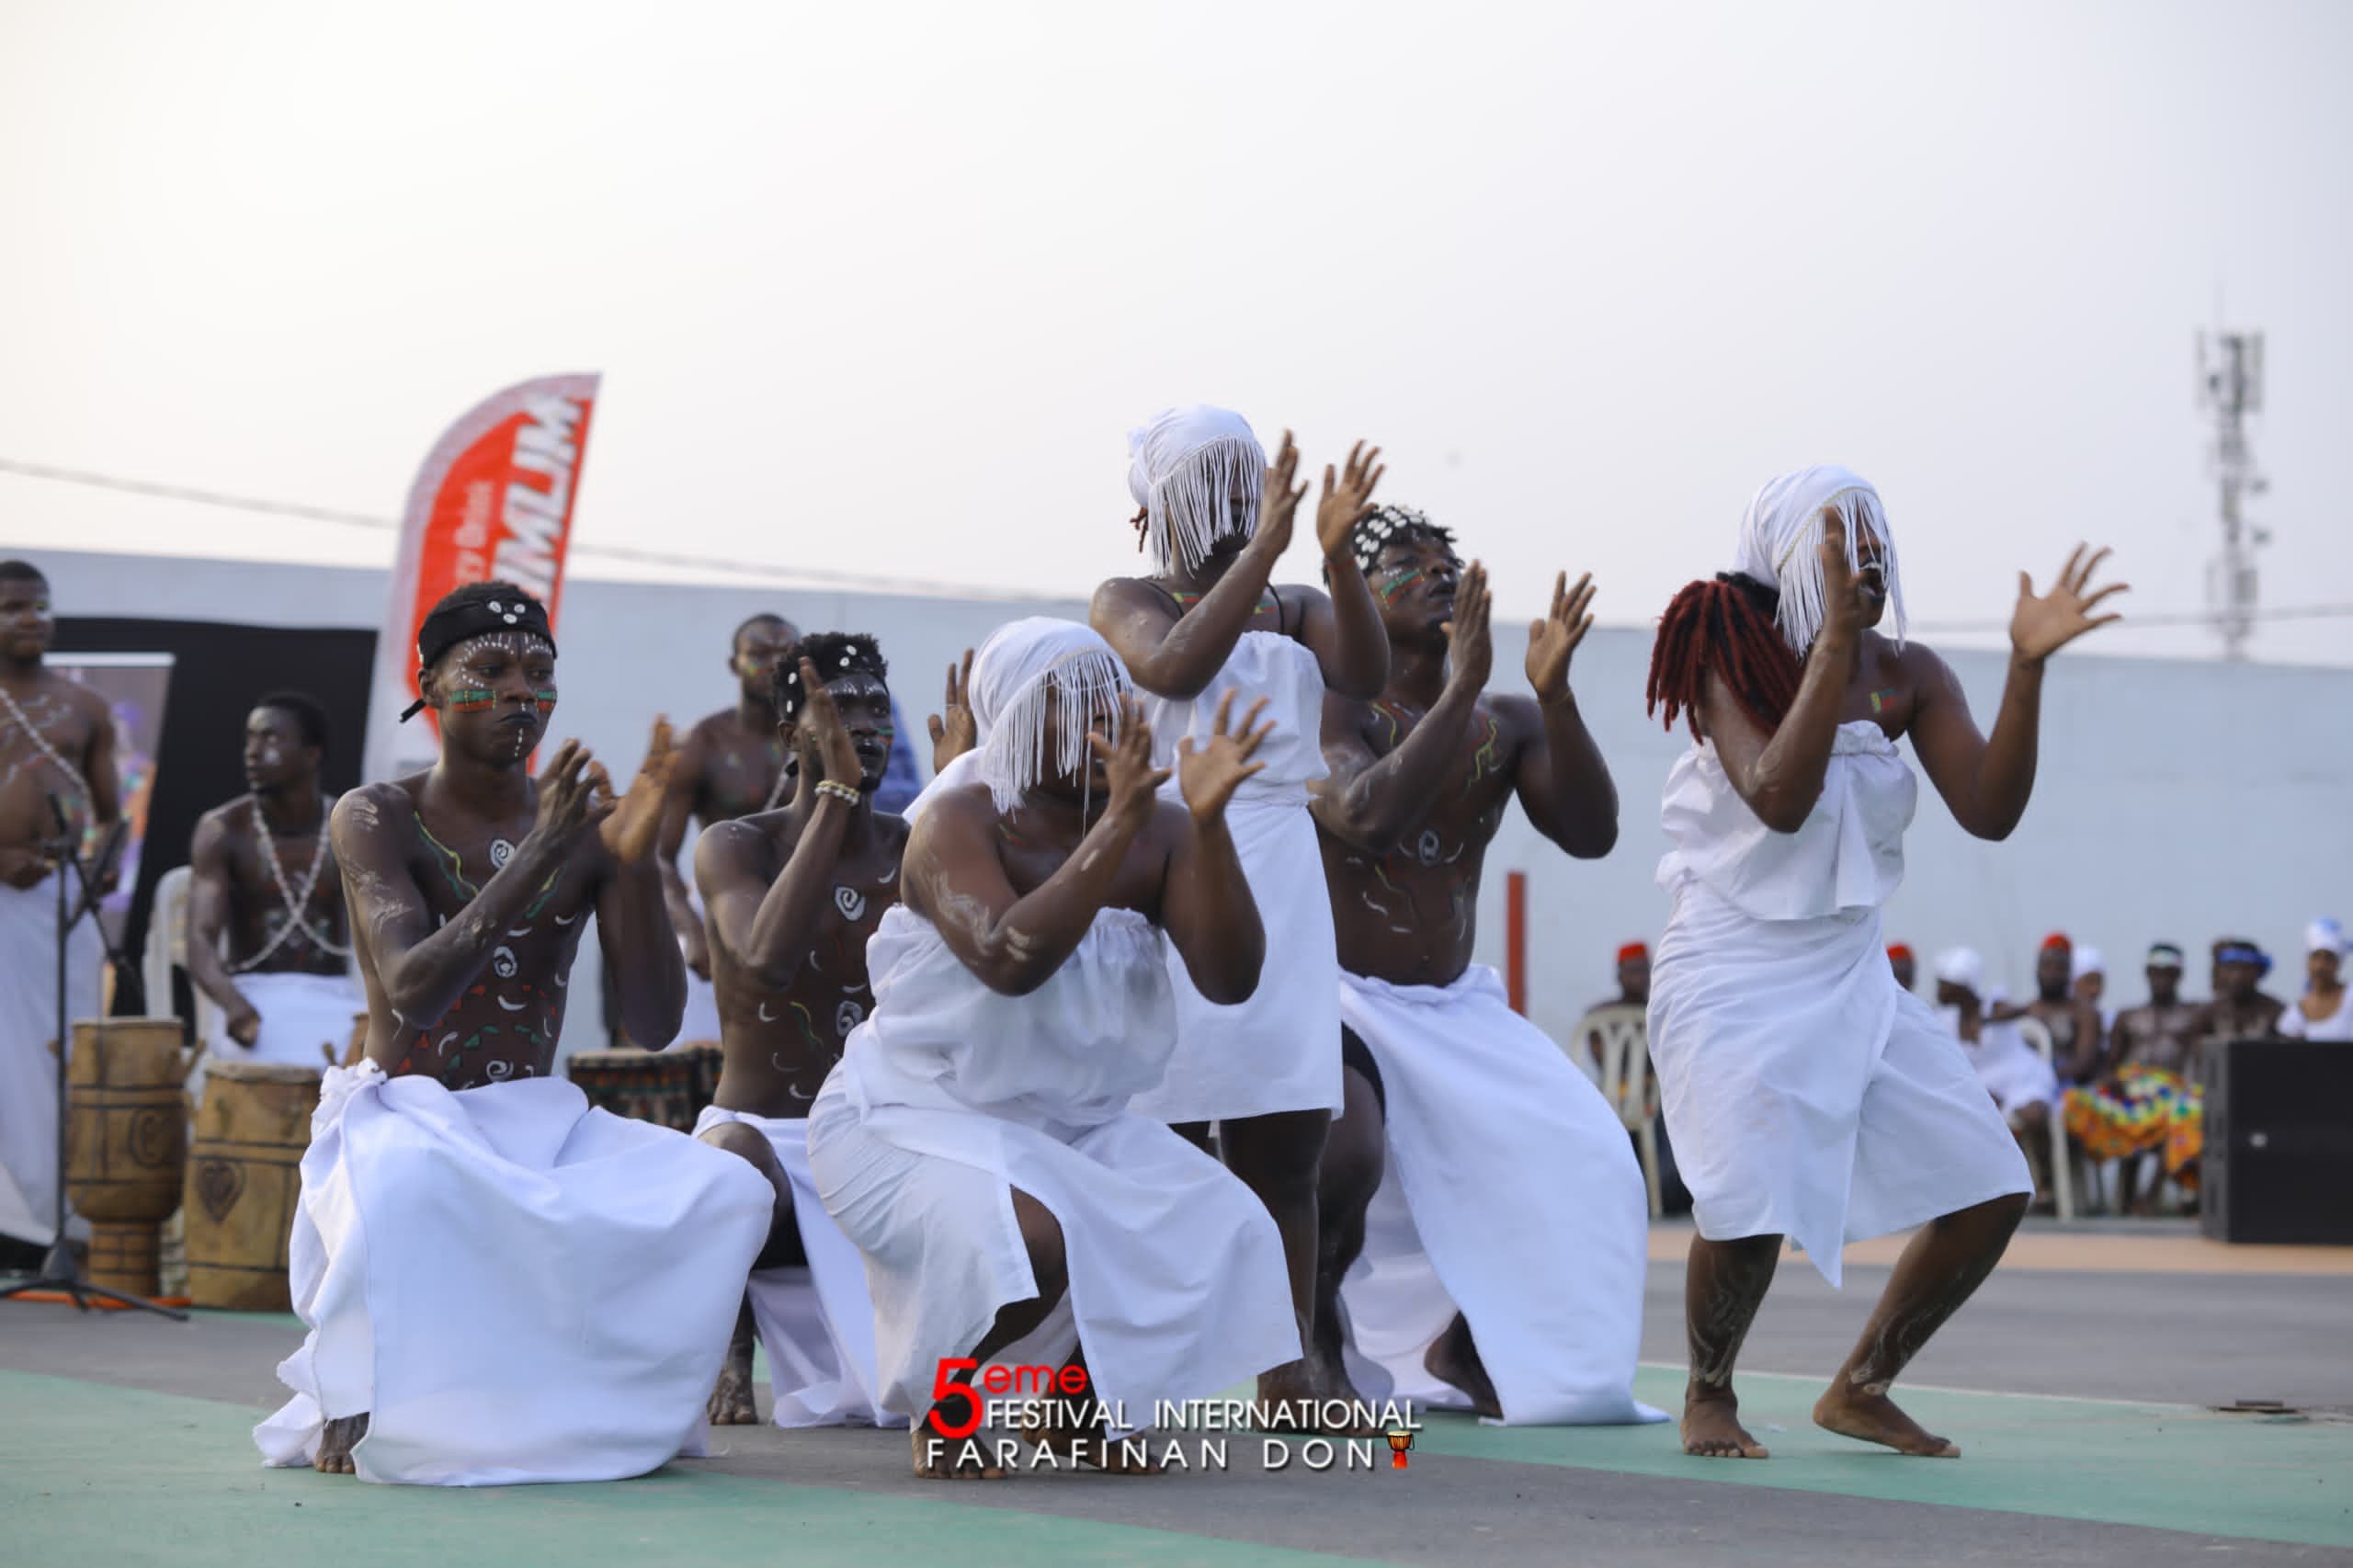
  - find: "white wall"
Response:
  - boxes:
[40,549,2353,1055]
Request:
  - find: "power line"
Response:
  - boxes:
[6,454,2351,631]
[0,455,1036,601]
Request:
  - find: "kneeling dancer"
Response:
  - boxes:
[694,635,912,1428]
[256,584,773,1485]
[1312,508,1658,1426]
[1644,468,2122,1460]
[809,619,1297,1478]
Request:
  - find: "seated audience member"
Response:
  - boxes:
[2065,943,2205,1215]
[1887,943,1917,994]
[1933,949,2057,1207]
[2278,919,2350,1041]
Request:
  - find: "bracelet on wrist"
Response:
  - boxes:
[814,779,860,806]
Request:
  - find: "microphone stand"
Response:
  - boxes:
[0,795,186,1319]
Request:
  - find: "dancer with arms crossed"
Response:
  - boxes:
[1643,469,2123,1460]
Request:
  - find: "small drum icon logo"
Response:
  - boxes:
[1385,1430,1414,1470]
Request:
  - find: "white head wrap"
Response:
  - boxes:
[1933,947,1984,992]
[1728,464,1905,656]
[1126,405,1265,575]
[2071,945,2106,983]
[2308,917,2348,958]
[958,618,1133,814]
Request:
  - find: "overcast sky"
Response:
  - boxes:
[4,0,2348,666]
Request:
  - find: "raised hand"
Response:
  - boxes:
[1251,430,1308,559]
[796,658,861,787]
[1444,560,1494,692]
[1526,570,1596,703]
[1819,511,1873,647]
[1315,440,1386,562]
[2011,545,2128,664]
[1177,689,1273,824]
[529,740,617,852]
[600,719,678,864]
[926,648,977,771]
[1088,695,1170,827]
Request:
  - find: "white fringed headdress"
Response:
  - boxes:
[1126,404,1265,575]
[970,618,1134,813]
[1728,465,1905,655]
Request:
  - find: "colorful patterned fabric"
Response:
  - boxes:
[2063,1064,2203,1190]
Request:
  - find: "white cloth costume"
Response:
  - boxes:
[1646,468,2030,1289]
[256,1063,772,1484]
[1120,406,1342,1123]
[1335,967,1663,1426]
[690,1104,901,1428]
[203,971,363,1071]
[2280,920,2353,1041]
[0,877,103,1246]
[835,619,1299,1427]
[1930,949,2057,1119]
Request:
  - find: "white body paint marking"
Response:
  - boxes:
[757,1002,778,1022]
[495,995,526,1012]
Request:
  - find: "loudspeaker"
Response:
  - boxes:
[2200,1039,2353,1245]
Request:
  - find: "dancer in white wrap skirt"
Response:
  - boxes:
[691,635,915,1430]
[256,585,773,1485]
[1643,467,2125,1461]
[811,619,1298,1478]
[1090,407,1389,1413]
[1309,506,1661,1428]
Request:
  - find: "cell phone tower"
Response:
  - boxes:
[2197,328,2268,660]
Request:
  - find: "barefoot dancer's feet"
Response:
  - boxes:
[1422,1312,1502,1421]
[1256,1359,1325,1433]
[910,1426,1007,1481]
[316,1414,369,1475]
[1681,1383,1768,1459]
[708,1302,759,1426]
[1814,1382,1960,1457]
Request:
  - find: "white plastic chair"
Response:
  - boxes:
[2013,1017,2075,1221]
[145,865,221,1048]
[1575,1003,1664,1220]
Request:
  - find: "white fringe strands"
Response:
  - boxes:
[1128,410,1266,575]
[979,648,1133,814]
[1754,483,1905,657]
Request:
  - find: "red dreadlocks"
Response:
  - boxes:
[1645,574,1802,740]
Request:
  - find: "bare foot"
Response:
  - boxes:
[708,1306,758,1426]
[1813,1381,1960,1457]
[911,1426,1006,1481]
[1681,1384,1768,1459]
[1423,1313,1502,1421]
[316,1414,369,1475]
[1255,1359,1324,1432]
[1303,1352,1384,1437]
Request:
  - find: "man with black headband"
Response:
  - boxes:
[1306,506,1656,1429]
[256,581,773,1485]
[690,632,916,1431]
[0,559,119,1254]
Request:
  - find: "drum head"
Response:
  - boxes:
[207,1058,324,1085]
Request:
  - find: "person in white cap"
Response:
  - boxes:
[2279,919,2351,1040]
[2071,945,2114,1032]
[1643,464,2123,1461]
[1930,948,2057,1203]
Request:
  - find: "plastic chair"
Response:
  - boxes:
[1575,1003,1663,1220]
[2013,1017,2075,1221]
[144,866,219,1046]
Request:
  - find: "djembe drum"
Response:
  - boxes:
[184,1059,323,1311]
[64,1018,192,1297]
[566,1045,724,1132]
